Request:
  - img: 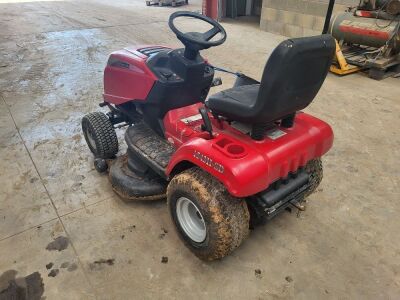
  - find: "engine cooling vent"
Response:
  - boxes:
[137,46,168,57]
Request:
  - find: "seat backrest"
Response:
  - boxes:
[253,35,335,124]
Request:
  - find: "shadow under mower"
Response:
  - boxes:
[82,11,335,261]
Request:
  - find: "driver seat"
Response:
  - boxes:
[206,35,335,139]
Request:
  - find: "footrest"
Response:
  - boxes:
[125,123,175,178]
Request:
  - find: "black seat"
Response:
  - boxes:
[206,35,335,127]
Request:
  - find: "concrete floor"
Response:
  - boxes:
[0,0,399,299]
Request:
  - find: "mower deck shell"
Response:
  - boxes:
[164,103,333,197]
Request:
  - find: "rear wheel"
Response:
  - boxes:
[304,158,323,197]
[82,112,118,159]
[167,167,250,260]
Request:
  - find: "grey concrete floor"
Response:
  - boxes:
[0,0,399,299]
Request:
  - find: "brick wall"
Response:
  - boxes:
[260,0,359,37]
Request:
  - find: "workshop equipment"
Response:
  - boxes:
[146,0,187,7]
[328,0,400,79]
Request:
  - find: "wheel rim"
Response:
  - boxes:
[176,197,206,243]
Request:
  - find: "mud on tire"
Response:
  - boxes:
[304,158,323,197]
[167,167,250,261]
[82,112,118,159]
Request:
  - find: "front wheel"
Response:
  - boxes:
[82,112,118,159]
[167,167,250,261]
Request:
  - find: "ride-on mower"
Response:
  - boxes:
[82,11,335,260]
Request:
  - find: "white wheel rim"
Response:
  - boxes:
[176,197,206,243]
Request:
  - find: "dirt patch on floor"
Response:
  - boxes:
[48,269,59,278]
[0,270,44,300]
[46,236,69,251]
[89,259,115,271]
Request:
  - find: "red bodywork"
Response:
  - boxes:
[163,104,333,197]
[103,45,334,198]
[103,46,166,104]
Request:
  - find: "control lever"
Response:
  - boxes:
[211,77,222,87]
[199,107,213,138]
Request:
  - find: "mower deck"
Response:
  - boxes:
[109,123,173,201]
[109,155,167,201]
[109,122,175,201]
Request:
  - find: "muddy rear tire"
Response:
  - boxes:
[304,158,323,197]
[167,167,250,261]
[82,112,118,159]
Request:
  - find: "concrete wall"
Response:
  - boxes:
[260,0,359,37]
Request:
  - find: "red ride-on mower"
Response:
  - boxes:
[82,11,335,260]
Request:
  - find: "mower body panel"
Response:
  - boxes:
[103,45,170,105]
[164,103,333,197]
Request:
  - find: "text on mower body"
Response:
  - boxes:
[193,151,224,173]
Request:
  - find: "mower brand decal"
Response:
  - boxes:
[181,114,202,124]
[193,151,224,173]
[266,129,286,140]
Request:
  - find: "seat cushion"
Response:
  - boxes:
[206,84,260,121]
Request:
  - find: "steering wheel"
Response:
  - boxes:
[168,11,227,58]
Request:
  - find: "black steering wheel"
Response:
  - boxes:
[168,11,227,59]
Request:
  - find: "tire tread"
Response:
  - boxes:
[167,167,249,260]
[82,112,118,158]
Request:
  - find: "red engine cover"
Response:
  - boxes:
[103,46,170,104]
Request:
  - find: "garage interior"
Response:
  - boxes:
[0,0,399,299]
